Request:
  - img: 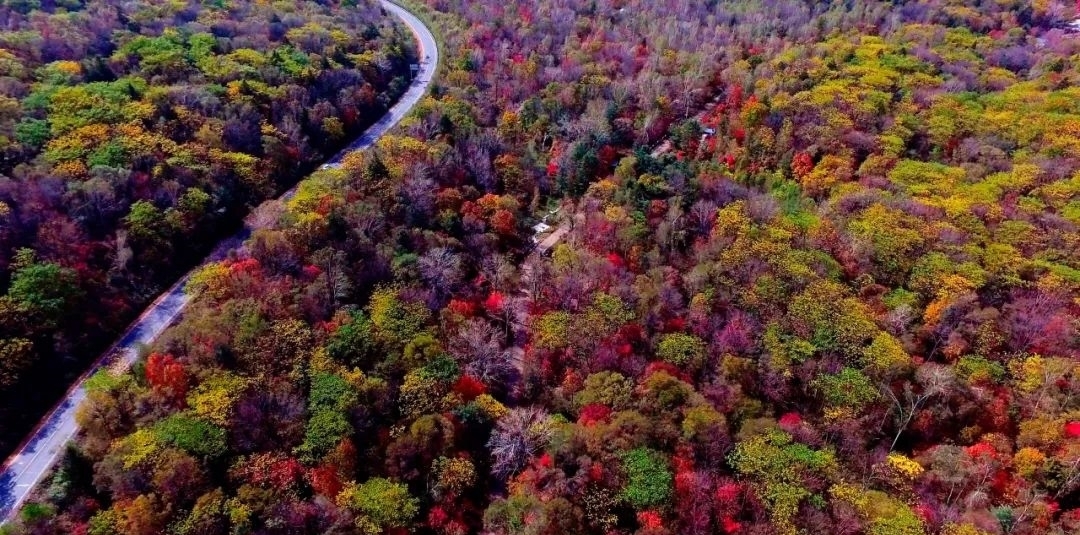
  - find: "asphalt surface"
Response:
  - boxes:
[0,0,438,523]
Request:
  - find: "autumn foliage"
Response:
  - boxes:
[7,0,1080,534]
[0,0,411,457]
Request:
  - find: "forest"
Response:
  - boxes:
[0,0,412,456]
[4,0,1080,534]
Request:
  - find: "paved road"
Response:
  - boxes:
[0,0,438,523]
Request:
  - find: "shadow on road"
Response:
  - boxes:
[0,470,16,520]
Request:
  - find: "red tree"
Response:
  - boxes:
[145,353,187,405]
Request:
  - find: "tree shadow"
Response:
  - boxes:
[0,468,16,520]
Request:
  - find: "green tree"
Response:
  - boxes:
[327,311,378,369]
[310,373,358,412]
[151,413,227,459]
[484,493,546,535]
[7,248,81,328]
[847,203,927,284]
[655,332,707,369]
[399,369,446,418]
[862,332,911,376]
[14,118,49,148]
[813,367,880,410]
[574,371,635,410]
[619,447,672,509]
[299,408,351,460]
[532,311,572,350]
[730,430,836,535]
[367,287,430,352]
[337,477,419,535]
[124,200,176,259]
[176,188,212,226]
[0,337,34,388]
[173,489,227,535]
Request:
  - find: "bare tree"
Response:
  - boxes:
[311,246,351,308]
[688,199,718,237]
[450,319,515,386]
[418,247,464,298]
[479,252,516,290]
[487,407,553,479]
[883,363,954,451]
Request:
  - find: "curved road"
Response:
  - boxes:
[0,0,438,523]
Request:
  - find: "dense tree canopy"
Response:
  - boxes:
[6,0,1080,534]
[0,0,411,457]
